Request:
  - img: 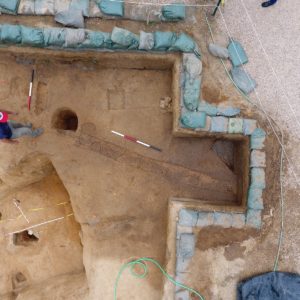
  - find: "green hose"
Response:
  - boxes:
[114,257,205,300]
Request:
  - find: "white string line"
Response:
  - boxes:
[6,216,65,235]
[237,0,300,132]
[5,214,74,236]
[217,8,300,186]
[107,0,216,7]
[13,199,30,224]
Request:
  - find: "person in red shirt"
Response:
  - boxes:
[0,109,43,144]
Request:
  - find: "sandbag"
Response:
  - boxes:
[153,31,176,50]
[183,78,201,111]
[197,101,218,116]
[170,33,195,52]
[43,28,66,46]
[80,30,105,48]
[64,28,86,48]
[162,3,186,21]
[139,31,154,50]
[228,40,248,67]
[183,53,202,81]
[217,106,240,117]
[70,0,89,17]
[0,0,20,14]
[0,24,22,44]
[111,27,139,49]
[125,4,160,22]
[55,7,85,28]
[230,67,256,95]
[102,32,126,49]
[89,0,103,17]
[54,0,71,13]
[102,32,114,49]
[18,0,35,14]
[98,0,124,17]
[35,0,55,15]
[21,26,44,47]
[208,43,229,59]
[181,111,206,128]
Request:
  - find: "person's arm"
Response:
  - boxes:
[0,109,18,115]
[1,139,19,144]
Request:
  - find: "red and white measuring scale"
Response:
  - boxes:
[28,70,35,111]
[111,130,162,152]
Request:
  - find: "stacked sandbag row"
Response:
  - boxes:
[208,40,257,95]
[0,0,20,14]
[179,50,249,132]
[14,0,186,22]
[17,0,89,16]
[0,24,197,53]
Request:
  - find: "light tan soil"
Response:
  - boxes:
[0,6,288,300]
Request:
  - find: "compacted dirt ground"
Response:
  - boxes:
[1,2,297,299]
[0,45,240,299]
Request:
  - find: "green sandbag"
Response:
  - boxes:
[21,26,44,47]
[170,33,195,52]
[111,27,139,49]
[162,3,186,21]
[181,111,206,128]
[197,101,218,116]
[102,32,114,49]
[70,0,89,17]
[98,0,124,17]
[81,31,105,48]
[43,28,66,47]
[228,40,248,67]
[153,31,177,50]
[183,78,200,111]
[230,67,256,95]
[0,0,20,14]
[0,24,22,44]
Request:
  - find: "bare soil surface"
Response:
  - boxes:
[0,171,85,298]
[0,5,290,300]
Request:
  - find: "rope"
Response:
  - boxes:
[204,13,286,272]
[5,214,74,236]
[107,0,216,8]
[237,0,300,132]
[0,201,71,224]
[114,257,205,300]
[273,142,284,271]
[216,9,299,186]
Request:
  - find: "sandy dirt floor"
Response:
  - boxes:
[0,171,85,298]
[0,0,299,299]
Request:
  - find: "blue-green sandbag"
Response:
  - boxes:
[181,111,206,128]
[169,33,195,52]
[153,31,177,50]
[80,31,105,48]
[0,0,20,14]
[43,28,66,47]
[0,24,22,44]
[228,40,248,67]
[70,0,89,17]
[183,78,200,111]
[162,3,186,21]
[230,67,256,95]
[98,0,124,17]
[21,26,44,47]
[111,27,139,49]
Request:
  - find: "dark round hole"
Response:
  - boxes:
[52,109,78,131]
